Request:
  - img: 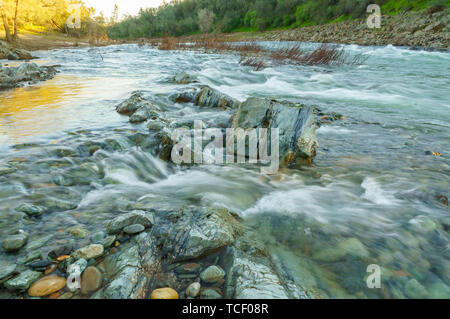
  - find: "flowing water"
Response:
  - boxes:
[0,43,449,299]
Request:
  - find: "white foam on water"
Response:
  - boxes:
[317,126,357,135]
[298,87,404,103]
[242,184,340,224]
[0,133,9,146]
[105,168,153,189]
[361,177,400,206]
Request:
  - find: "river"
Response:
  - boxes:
[0,43,449,299]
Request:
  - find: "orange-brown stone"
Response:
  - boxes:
[28,276,66,297]
[150,288,178,299]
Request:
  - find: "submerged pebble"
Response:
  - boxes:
[200,266,226,283]
[123,224,145,235]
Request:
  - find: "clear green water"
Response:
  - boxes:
[0,43,449,298]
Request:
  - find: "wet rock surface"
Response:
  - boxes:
[169,72,198,85]
[1,58,448,300]
[106,210,154,235]
[194,86,240,109]
[231,97,318,165]
[115,91,162,123]
[0,62,57,90]
[0,41,35,61]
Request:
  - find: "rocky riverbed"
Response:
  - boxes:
[0,43,448,299]
[0,70,326,299]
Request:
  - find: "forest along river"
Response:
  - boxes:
[0,43,449,299]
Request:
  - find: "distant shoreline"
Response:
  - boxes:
[129,10,449,52]
[2,10,448,55]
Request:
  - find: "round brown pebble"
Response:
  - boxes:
[28,275,66,297]
[150,288,178,299]
[81,266,103,295]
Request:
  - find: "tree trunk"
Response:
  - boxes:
[0,7,12,42]
[13,0,19,41]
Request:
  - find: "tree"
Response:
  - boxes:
[198,8,214,34]
[0,1,12,42]
[111,4,119,24]
[13,0,19,40]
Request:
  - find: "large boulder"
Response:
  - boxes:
[230,97,318,166]
[115,91,161,123]
[195,86,240,109]
[0,62,57,90]
[169,72,198,84]
[0,41,35,60]
[153,207,243,262]
[224,249,290,299]
[223,235,311,299]
[92,232,162,299]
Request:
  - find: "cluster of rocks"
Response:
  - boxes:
[0,62,58,90]
[0,209,156,298]
[90,206,310,299]
[0,41,35,61]
[116,75,319,167]
[256,10,449,51]
[1,198,314,299]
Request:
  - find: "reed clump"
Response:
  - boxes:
[155,36,367,69]
[239,55,267,71]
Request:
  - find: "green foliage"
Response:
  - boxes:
[382,0,449,14]
[107,0,448,39]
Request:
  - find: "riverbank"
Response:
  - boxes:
[138,9,449,51]
[0,30,115,54]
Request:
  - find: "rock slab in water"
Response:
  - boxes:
[224,247,291,299]
[123,224,145,235]
[150,287,179,299]
[0,63,57,90]
[92,232,161,299]
[169,72,197,84]
[200,266,226,283]
[155,207,242,262]
[81,266,103,295]
[2,230,29,252]
[106,210,154,234]
[14,203,45,217]
[195,86,240,109]
[28,275,66,297]
[230,97,318,165]
[0,41,34,60]
[0,264,17,281]
[115,91,161,123]
[4,270,42,291]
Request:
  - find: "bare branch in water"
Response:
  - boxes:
[239,55,267,71]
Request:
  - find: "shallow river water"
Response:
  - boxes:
[0,43,449,299]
